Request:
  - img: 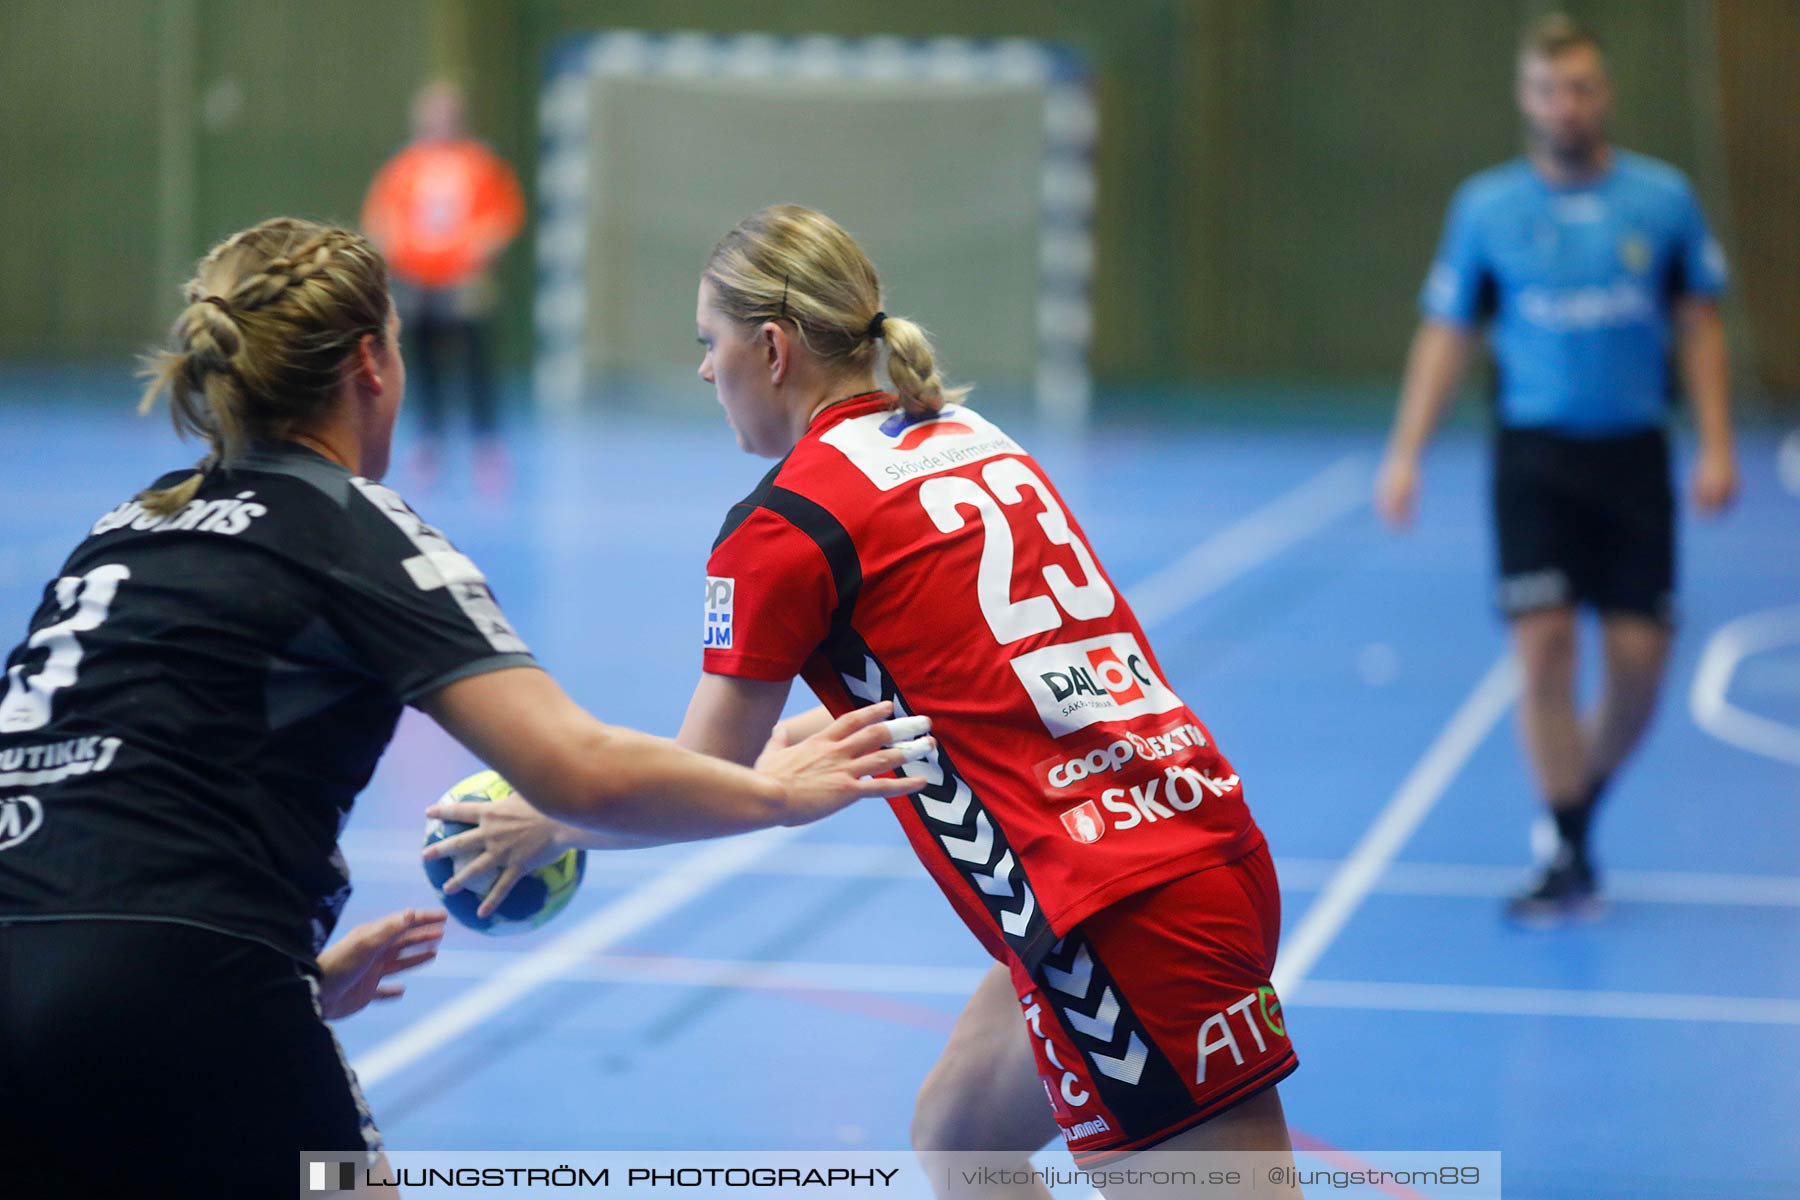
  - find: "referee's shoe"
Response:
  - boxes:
[1505,819,1604,927]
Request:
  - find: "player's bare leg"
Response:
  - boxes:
[1505,606,1601,922]
[1097,1087,1301,1199]
[1512,607,1585,801]
[914,963,1058,1200]
[1587,614,1670,781]
[1517,611,1671,907]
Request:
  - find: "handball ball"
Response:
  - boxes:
[422,770,585,935]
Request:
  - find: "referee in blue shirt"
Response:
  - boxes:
[1376,14,1737,923]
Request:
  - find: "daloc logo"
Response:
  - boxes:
[1009,632,1184,737]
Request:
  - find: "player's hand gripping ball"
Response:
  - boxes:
[422,770,585,935]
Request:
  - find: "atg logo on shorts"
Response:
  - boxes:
[703,576,734,650]
[1196,986,1286,1084]
[1010,633,1183,737]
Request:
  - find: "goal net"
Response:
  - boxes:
[535,32,1096,425]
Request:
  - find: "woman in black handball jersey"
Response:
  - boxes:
[0,218,931,1198]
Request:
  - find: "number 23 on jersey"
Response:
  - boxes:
[919,458,1114,647]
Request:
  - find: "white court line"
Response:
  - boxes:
[413,951,1800,1028]
[425,949,991,997]
[1126,454,1367,629]
[340,834,925,880]
[1294,979,1800,1027]
[1277,858,1800,908]
[350,456,1366,1089]
[1690,604,1800,767]
[1271,653,1520,1001]
[352,825,803,1088]
[344,837,1800,907]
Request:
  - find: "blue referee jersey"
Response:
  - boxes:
[1421,149,1727,435]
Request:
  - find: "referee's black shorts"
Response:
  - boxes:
[0,917,381,1198]
[1492,426,1675,625]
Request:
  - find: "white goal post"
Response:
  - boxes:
[534,31,1097,425]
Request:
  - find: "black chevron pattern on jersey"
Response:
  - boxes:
[1034,930,1192,1131]
[827,632,1058,972]
[726,481,1056,968]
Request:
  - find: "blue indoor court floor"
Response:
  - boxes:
[3,377,1796,1199]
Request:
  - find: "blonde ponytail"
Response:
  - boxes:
[137,218,390,516]
[137,298,250,515]
[875,313,965,418]
[137,467,208,517]
[704,205,969,418]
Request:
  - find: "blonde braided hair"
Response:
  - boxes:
[138,218,391,515]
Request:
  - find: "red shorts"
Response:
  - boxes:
[1007,842,1297,1164]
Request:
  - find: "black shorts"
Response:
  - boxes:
[0,918,381,1198]
[1492,426,1675,624]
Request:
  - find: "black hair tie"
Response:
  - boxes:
[866,311,887,340]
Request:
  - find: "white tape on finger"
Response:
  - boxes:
[883,716,932,744]
[889,736,935,762]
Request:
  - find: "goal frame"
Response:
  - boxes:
[534,31,1097,425]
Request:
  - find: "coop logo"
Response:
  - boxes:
[880,410,978,451]
[0,795,43,850]
[1196,986,1287,1084]
[1038,719,1209,790]
[703,576,734,650]
[1010,633,1183,737]
[1051,743,1135,789]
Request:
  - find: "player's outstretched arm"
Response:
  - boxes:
[423,679,905,913]
[1377,319,1474,528]
[420,666,931,842]
[764,705,837,758]
[673,675,838,768]
[675,672,796,766]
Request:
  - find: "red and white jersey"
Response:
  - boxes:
[704,393,1262,971]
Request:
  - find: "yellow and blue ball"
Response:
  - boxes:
[422,770,585,935]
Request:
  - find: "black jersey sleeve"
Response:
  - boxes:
[324,477,538,703]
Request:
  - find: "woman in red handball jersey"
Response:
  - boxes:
[0,217,930,1199]
[438,205,1300,1194]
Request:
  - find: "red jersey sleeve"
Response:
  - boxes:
[703,506,840,681]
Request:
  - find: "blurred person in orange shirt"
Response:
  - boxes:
[363,81,525,491]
